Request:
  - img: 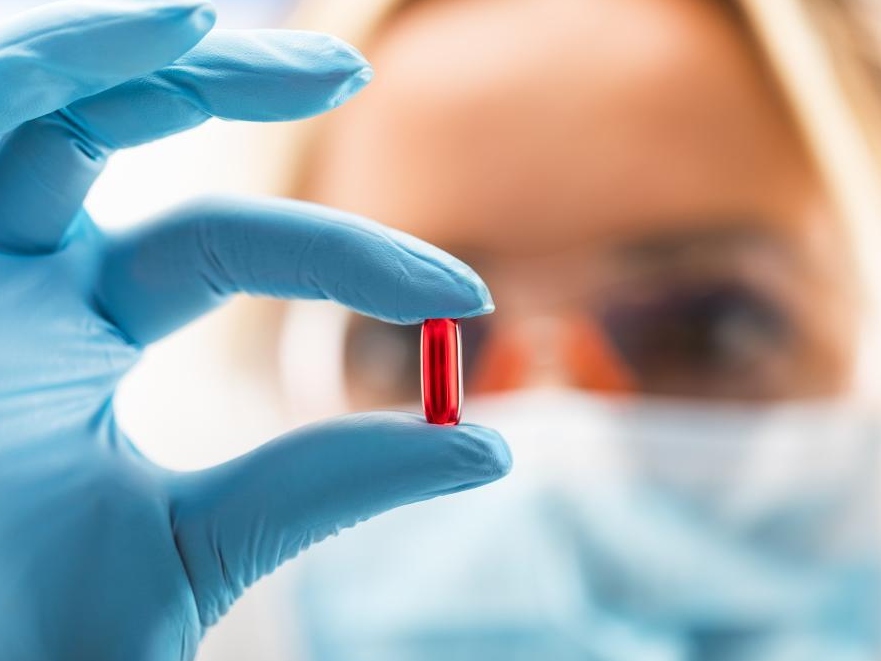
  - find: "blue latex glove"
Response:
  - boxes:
[0,2,511,660]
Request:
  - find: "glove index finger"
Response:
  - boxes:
[0,0,216,134]
[97,196,496,346]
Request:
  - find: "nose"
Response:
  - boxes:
[468,313,636,394]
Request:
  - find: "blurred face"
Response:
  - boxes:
[299,0,860,408]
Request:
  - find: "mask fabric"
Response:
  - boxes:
[292,389,881,661]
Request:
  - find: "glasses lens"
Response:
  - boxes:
[343,315,492,408]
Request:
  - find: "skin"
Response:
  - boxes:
[296,0,861,405]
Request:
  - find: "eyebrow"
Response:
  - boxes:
[608,222,796,267]
[443,221,794,268]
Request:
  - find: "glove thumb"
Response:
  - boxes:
[168,412,511,629]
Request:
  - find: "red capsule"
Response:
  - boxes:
[421,318,462,425]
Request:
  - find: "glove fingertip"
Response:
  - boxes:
[139,1,217,48]
[185,2,217,34]
[456,424,513,481]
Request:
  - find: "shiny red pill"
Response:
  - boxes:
[421,318,462,425]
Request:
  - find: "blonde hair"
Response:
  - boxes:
[738,0,881,305]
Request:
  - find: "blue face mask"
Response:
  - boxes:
[290,390,881,661]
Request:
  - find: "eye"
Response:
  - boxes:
[596,282,794,398]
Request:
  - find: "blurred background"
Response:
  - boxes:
[5,0,881,659]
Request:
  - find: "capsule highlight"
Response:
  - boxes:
[421,318,462,425]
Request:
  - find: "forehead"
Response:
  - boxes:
[305,0,828,257]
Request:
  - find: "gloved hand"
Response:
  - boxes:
[0,2,510,660]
